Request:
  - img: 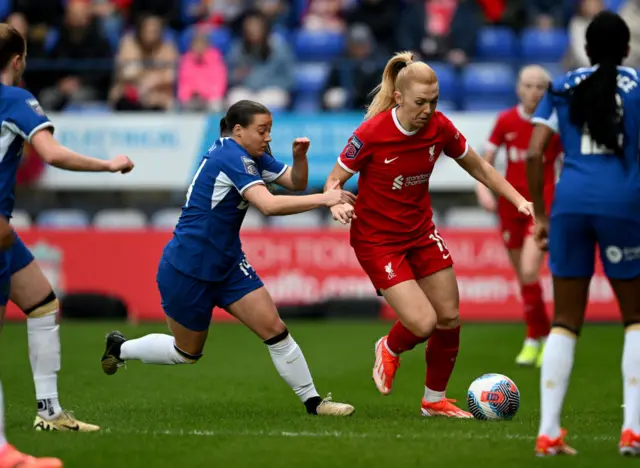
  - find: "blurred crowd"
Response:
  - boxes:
[3,0,640,114]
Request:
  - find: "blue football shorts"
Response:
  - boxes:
[549,213,640,280]
[156,254,264,332]
[0,232,35,306]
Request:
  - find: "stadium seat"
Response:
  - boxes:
[538,62,565,80]
[180,0,202,24]
[294,30,345,61]
[443,207,498,229]
[476,27,518,60]
[429,62,457,104]
[604,0,625,11]
[270,211,324,229]
[463,96,516,111]
[0,0,11,20]
[93,209,147,229]
[462,63,516,97]
[521,28,569,62]
[36,209,90,228]
[294,62,330,93]
[179,26,232,55]
[293,94,322,113]
[151,208,182,229]
[241,206,266,230]
[10,209,32,229]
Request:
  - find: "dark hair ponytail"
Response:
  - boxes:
[555,11,630,155]
[568,61,623,153]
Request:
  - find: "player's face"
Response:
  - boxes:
[518,72,548,112]
[237,113,272,157]
[396,81,439,130]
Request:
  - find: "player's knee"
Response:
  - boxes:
[405,314,437,338]
[260,318,287,342]
[437,312,460,329]
[23,291,58,318]
[520,268,540,285]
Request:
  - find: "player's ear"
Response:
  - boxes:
[393,90,402,106]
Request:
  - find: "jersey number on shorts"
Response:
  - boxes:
[429,230,450,259]
[580,93,623,155]
[239,257,254,276]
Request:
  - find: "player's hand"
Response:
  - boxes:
[331,203,356,225]
[476,184,496,212]
[533,216,549,251]
[292,137,310,159]
[322,188,356,208]
[517,200,534,217]
[108,155,134,174]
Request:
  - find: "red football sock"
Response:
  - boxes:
[386,320,428,355]
[521,282,550,339]
[425,326,460,392]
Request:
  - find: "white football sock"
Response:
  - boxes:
[266,334,320,403]
[27,313,62,419]
[623,327,640,433]
[538,328,576,439]
[424,387,446,403]
[0,381,6,447]
[120,334,194,364]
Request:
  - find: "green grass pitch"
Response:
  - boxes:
[0,321,634,467]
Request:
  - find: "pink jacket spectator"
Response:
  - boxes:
[178,48,227,104]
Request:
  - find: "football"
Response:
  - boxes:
[467,373,520,420]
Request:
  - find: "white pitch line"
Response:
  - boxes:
[104,428,617,442]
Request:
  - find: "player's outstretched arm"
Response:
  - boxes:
[31,130,134,173]
[475,147,498,212]
[526,123,555,221]
[244,182,355,216]
[456,147,533,216]
[273,138,310,191]
[324,163,357,224]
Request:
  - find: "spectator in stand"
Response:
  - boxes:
[5,12,48,96]
[227,10,294,110]
[178,27,227,111]
[12,0,65,28]
[109,14,179,111]
[620,0,640,68]
[564,0,604,70]
[255,0,290,28]
[345,0,397,56]
[188,0,248,27]
[323,24,383,111]
[39,0,112,111]
[525,0,570,29]
[397,0,481,66]
[127,0,181,30]
[302,0,346,32]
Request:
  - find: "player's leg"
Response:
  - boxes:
[223,259,354,416]
[591,216,640,455]
[0,378,63,468]
[8,237,98,432]
[535,214,593,456]
[101,258,209,373]
[519,231,551,367]
[410,229,471,418]
[353,246,433,395]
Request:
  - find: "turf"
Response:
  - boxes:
[0,321,632,467]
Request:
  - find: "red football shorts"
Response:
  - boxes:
[498,184,554,250]
[352,226,454,292]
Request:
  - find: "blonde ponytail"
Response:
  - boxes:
[365,51,415,120]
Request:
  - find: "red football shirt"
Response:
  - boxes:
[339,108,468,246]
[486,104,563,197]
